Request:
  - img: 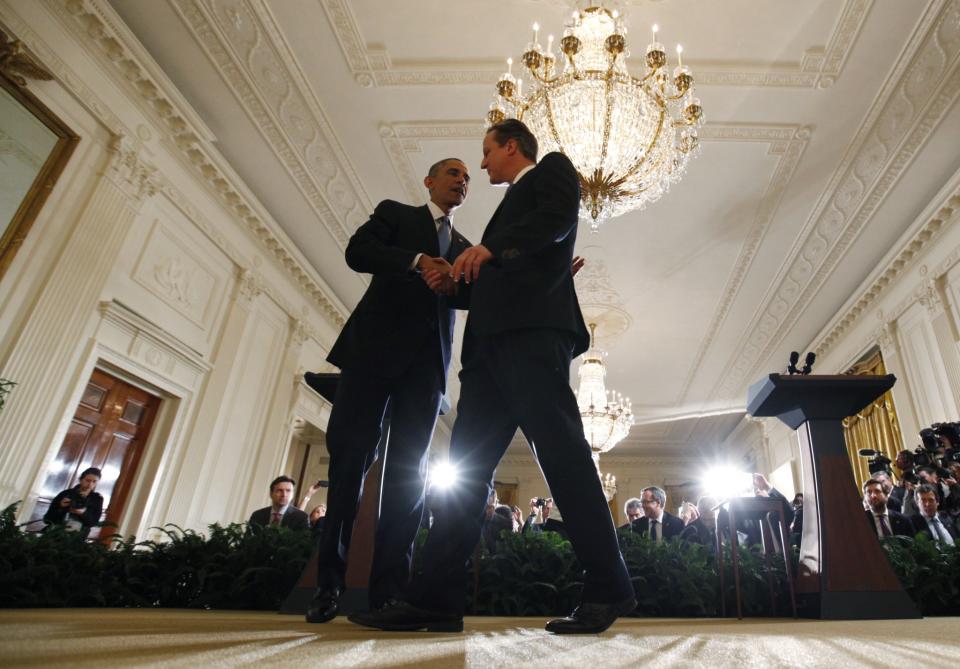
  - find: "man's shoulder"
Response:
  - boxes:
[248,507,270,522]
[535,151,576,174]
[375,199,424,217]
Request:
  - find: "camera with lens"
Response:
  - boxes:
[535,497,547,508]
[857,448,892,475]
[893,421,960,483]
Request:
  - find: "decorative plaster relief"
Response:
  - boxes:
[324,0,871,89]
[712,0,960,402]
[676,124,810,403]
[31,0,348,331]
[131,219,220,327]
[169,0,372,249]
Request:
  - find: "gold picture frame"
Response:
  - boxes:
[0,30,79,281]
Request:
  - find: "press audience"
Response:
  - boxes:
[631,486,684,542]
[863,478,914,539]
[43,467,104,538]
[909,483,957,547]
[249,475,309,530]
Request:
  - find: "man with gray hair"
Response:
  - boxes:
[618,497,643,530]
[631,486,684,541]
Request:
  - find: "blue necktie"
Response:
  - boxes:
[437,216,451,258]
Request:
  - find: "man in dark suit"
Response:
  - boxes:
[248,476,309,530]
[350,119,635,635]
[863,478,914,539]
[631,486,685,541]
[305,158,472,623]
[909,483,957,547]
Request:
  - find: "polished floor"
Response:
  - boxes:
[0,609,957,668]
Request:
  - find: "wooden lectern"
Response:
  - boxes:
[746,373,919,619]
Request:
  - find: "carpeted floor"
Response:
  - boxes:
[0,609,957,668]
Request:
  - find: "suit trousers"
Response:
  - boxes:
[318,340,443,604]
[410,328,632,614]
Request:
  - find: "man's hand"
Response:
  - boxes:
[68,506,85,516]
[59,498,72,508]
[450,245,493,284]
[418,256,456,295]
[572,255,585,277]
[753,473,772,495]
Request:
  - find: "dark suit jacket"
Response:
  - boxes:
[863,509,915,538]
[466,152,589,356]
[909,512,959,541]
[631,512,685,541]
[679,518,718,547]
[249,506,310,531]
[327,201,471,387]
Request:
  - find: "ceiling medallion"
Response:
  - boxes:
[487,3,703,230]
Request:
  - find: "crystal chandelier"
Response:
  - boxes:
[576,324,633,500]
[487,3,703,230]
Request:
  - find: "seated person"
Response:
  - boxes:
[679,496,719,547]
[43,467,104,538]
[631,486,684,542]
[863,478,914,538]
[679,501,699,526]
[482,504,515,552]
[618,497,643,531]
[309,504,327,535]
[908,483,956,547]
[249,475,309,530]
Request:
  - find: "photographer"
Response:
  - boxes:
[523,496,549,533]
[43,467,104,538]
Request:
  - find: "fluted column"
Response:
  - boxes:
[245,316,310,507]
[0,136,156,507]
[876,322,918,447]
[169,266,261,528]
[918,277,960,418]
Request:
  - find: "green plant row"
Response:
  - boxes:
[2,503,957,615]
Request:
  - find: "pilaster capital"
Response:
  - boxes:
[874,321,898,356]
[289,317,310,347]
[916,278,946,318]
[103,134,157,203]
[235,266,262,303]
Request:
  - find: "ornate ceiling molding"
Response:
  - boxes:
[676,124,811,403]
[710,0,960,401]
[169,0,373,248]
[813,175,960,360]
[23,0,348,329]
[324,0,871,90]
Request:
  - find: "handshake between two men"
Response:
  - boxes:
[417,251,585,295]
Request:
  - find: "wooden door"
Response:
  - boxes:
[30,368,160,540]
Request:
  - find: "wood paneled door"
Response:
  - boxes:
[30,368,161,540]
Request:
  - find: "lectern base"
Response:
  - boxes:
[797,590,920,620]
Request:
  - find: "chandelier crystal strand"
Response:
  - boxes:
[576,324,633,501]
[487,4,703,230]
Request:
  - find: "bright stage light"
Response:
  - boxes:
[429,460,459,490]
[701,466,753,500]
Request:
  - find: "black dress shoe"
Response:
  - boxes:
[348,599,463,633]
[545,596,637,634]
[305,586,342,623]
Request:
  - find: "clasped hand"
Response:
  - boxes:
[418,256,457,295]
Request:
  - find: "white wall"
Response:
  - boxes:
[754,170,960,490]
[0,0,347,538]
